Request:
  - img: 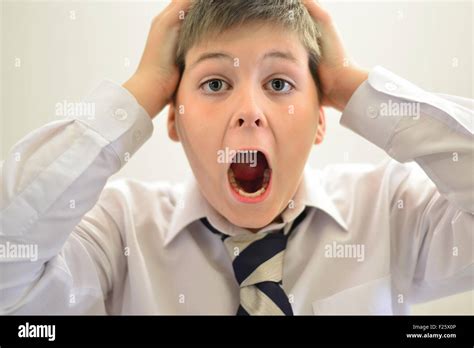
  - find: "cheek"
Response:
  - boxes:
[175,93,207,143]
[298,111,319,139]
[276,101,318,140]
[175,107,225,177]
[273,103,318,171]
[176,89,229,149]
[293,94,319,136]
[177,108,223,149]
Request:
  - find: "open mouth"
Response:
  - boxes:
[227,150,272,201]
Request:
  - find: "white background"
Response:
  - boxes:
[1,0,472,314]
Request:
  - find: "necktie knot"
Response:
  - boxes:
[224,231,287,287]
[200,208,308,315]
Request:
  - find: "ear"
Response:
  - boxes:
[167,100,180,142]
[314,106,326,145]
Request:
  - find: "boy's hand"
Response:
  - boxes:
[304,0,368,112]
[123,0,192,119]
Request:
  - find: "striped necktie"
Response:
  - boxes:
[201,209,307,315]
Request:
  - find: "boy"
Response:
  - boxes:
[0,0,472,315]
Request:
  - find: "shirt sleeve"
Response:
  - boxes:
[0,81,153,314]
[339,66,474,303]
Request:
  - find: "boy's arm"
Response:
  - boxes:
[0,82,153,313]
[305,1,473,302]
[0,1,190,314]
[339,67,473,302]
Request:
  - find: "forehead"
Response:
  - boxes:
[186,22,308,67]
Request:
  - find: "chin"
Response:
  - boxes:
[224,206,279,230]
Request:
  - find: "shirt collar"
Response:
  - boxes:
[295,165,349,232]
[163,166,348,246]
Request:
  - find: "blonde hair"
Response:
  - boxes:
[176,0,322,97]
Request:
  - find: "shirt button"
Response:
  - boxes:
[114,108,128,120]
[385,82,398,91]
[366,104,379,119]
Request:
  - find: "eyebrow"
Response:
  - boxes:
[262,50,299,64]
[188,52,234,71]
[188,50,300,71]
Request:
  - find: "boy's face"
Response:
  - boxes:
[169,22,324,230]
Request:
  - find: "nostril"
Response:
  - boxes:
[238,118,261,127]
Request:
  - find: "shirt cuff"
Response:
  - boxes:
[71,80,154,167]
[339,66,432,151]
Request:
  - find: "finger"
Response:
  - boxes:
[170,0,193,11]
[161,0,193,26]
[303,0,331,24]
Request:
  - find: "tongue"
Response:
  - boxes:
[231,162,264,181]
[231,152,267,181]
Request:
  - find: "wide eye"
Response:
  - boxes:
[200,79,230,93]
[265,78,294,93]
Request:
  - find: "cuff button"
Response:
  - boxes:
[366,104,379,119]
[114,108,128,120]
[384,82,398,92]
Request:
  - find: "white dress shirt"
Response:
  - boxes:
[1,66,473,315]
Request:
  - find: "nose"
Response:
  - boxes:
[230,89,267,129]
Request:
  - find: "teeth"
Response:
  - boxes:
[228,169,238,189]
[238,186,266,198]
[229,171,237,184]
[228,168,271,198]
[263,168,271,184]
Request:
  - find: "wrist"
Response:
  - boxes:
[123,73,169,119]
[328,67,368,112]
